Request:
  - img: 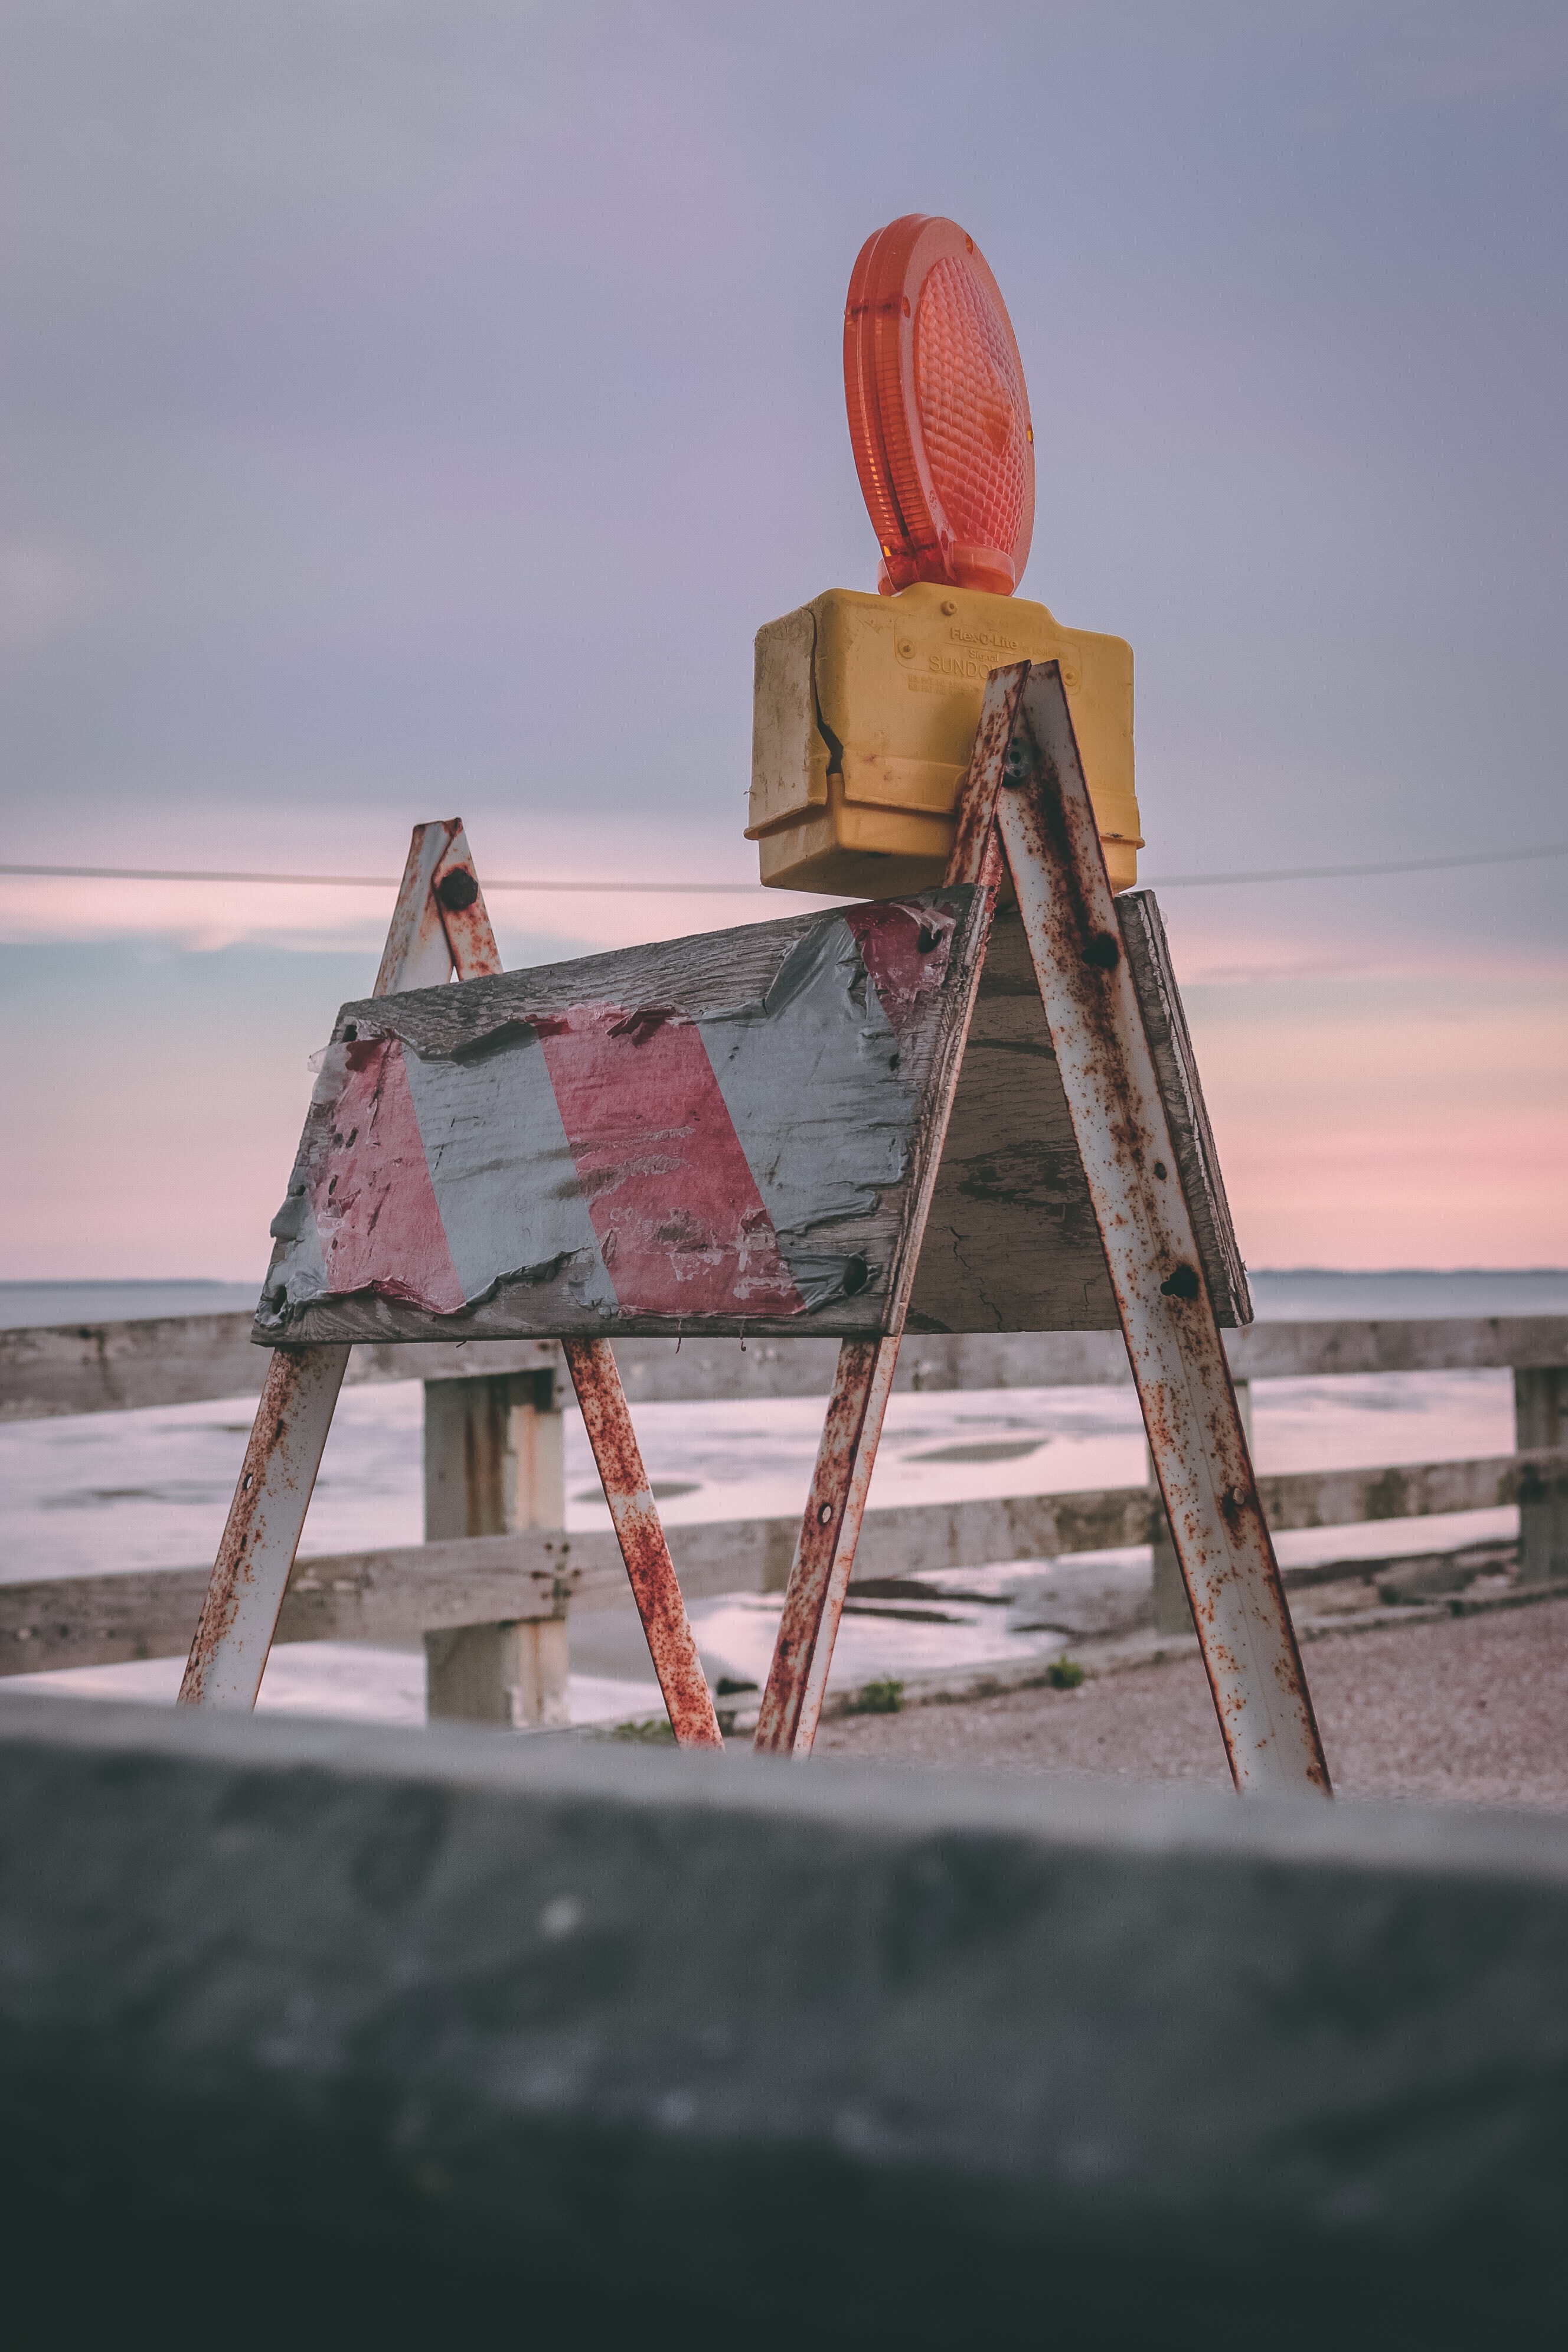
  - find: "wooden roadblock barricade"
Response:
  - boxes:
[181,661,1331,1792]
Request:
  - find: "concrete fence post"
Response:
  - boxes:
[422,1370,569,1726]
[1514,1364,1567,1584]
[1149,1378,1253,1635]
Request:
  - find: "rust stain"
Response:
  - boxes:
[178,1348,326,1704]
[563,1338,723,1750]
[994,661,1331,1798]
[746,697,1030,1763]
[946,665,1030,884]
[753,1338,894,1758]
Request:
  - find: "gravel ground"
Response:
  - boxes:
[812,1595,1568,1810]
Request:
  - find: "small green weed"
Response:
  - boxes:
[1045,1658,1086,1690]
[851,1676,905,1716]
[610,1715,675,1742]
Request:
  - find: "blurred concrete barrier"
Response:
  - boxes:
[0,1692,1563,2348]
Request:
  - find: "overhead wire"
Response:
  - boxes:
[2,842,1565,894]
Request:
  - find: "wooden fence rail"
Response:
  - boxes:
[5,1311,1567,1421]
[1,1449,1564,1683]
[2,1313,1564,1709]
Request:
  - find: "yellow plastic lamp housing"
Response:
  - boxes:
[747,580,1140,898]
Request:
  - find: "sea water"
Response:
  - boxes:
[3,1270,1562,1727]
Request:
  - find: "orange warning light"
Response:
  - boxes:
[844,215,1034,599]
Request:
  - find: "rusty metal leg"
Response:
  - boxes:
[562,1339,724,1752]
[178,1345,349,1708]
[745,684,1030,1763]
[180,818,504,1713]
[995,668,1329,1795]
[753,1334,901,1759]
[1148,1379,1255,1635]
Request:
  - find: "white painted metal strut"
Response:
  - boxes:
[755,663,1329,1793]
[754,672,1027,1761]
[996,665,1329,1792]
[563,1339,725,1750]
[179,821,501,1708]
[752,1335,901,1758]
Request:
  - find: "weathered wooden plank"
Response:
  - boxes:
[4,1316,1133,1419]
[351,905,843,1053]
[250,877,1250,1347]
[256,888,991,1345]
[280,1534,572,1642]
[907,905,1115,1332]
[0,1564,214,1675]
[0,1538,569,1680]
[6,1313,1568,1420]
[1227,1318,1568,1382]
[824,1458,1560,1591]
[635,1319,1568,1394]
[611,1330,1135,1403]
[0,1313,264,1420]
[904,900,1249,1335]
[4,1451,1559,1677]
[1255,1449,1565,1531]
[0,1319,563,1421]
[1116,891,1251,1325]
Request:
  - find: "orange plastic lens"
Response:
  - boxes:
[844,215,1034,597]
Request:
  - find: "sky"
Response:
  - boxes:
[2,0,1564,1279]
